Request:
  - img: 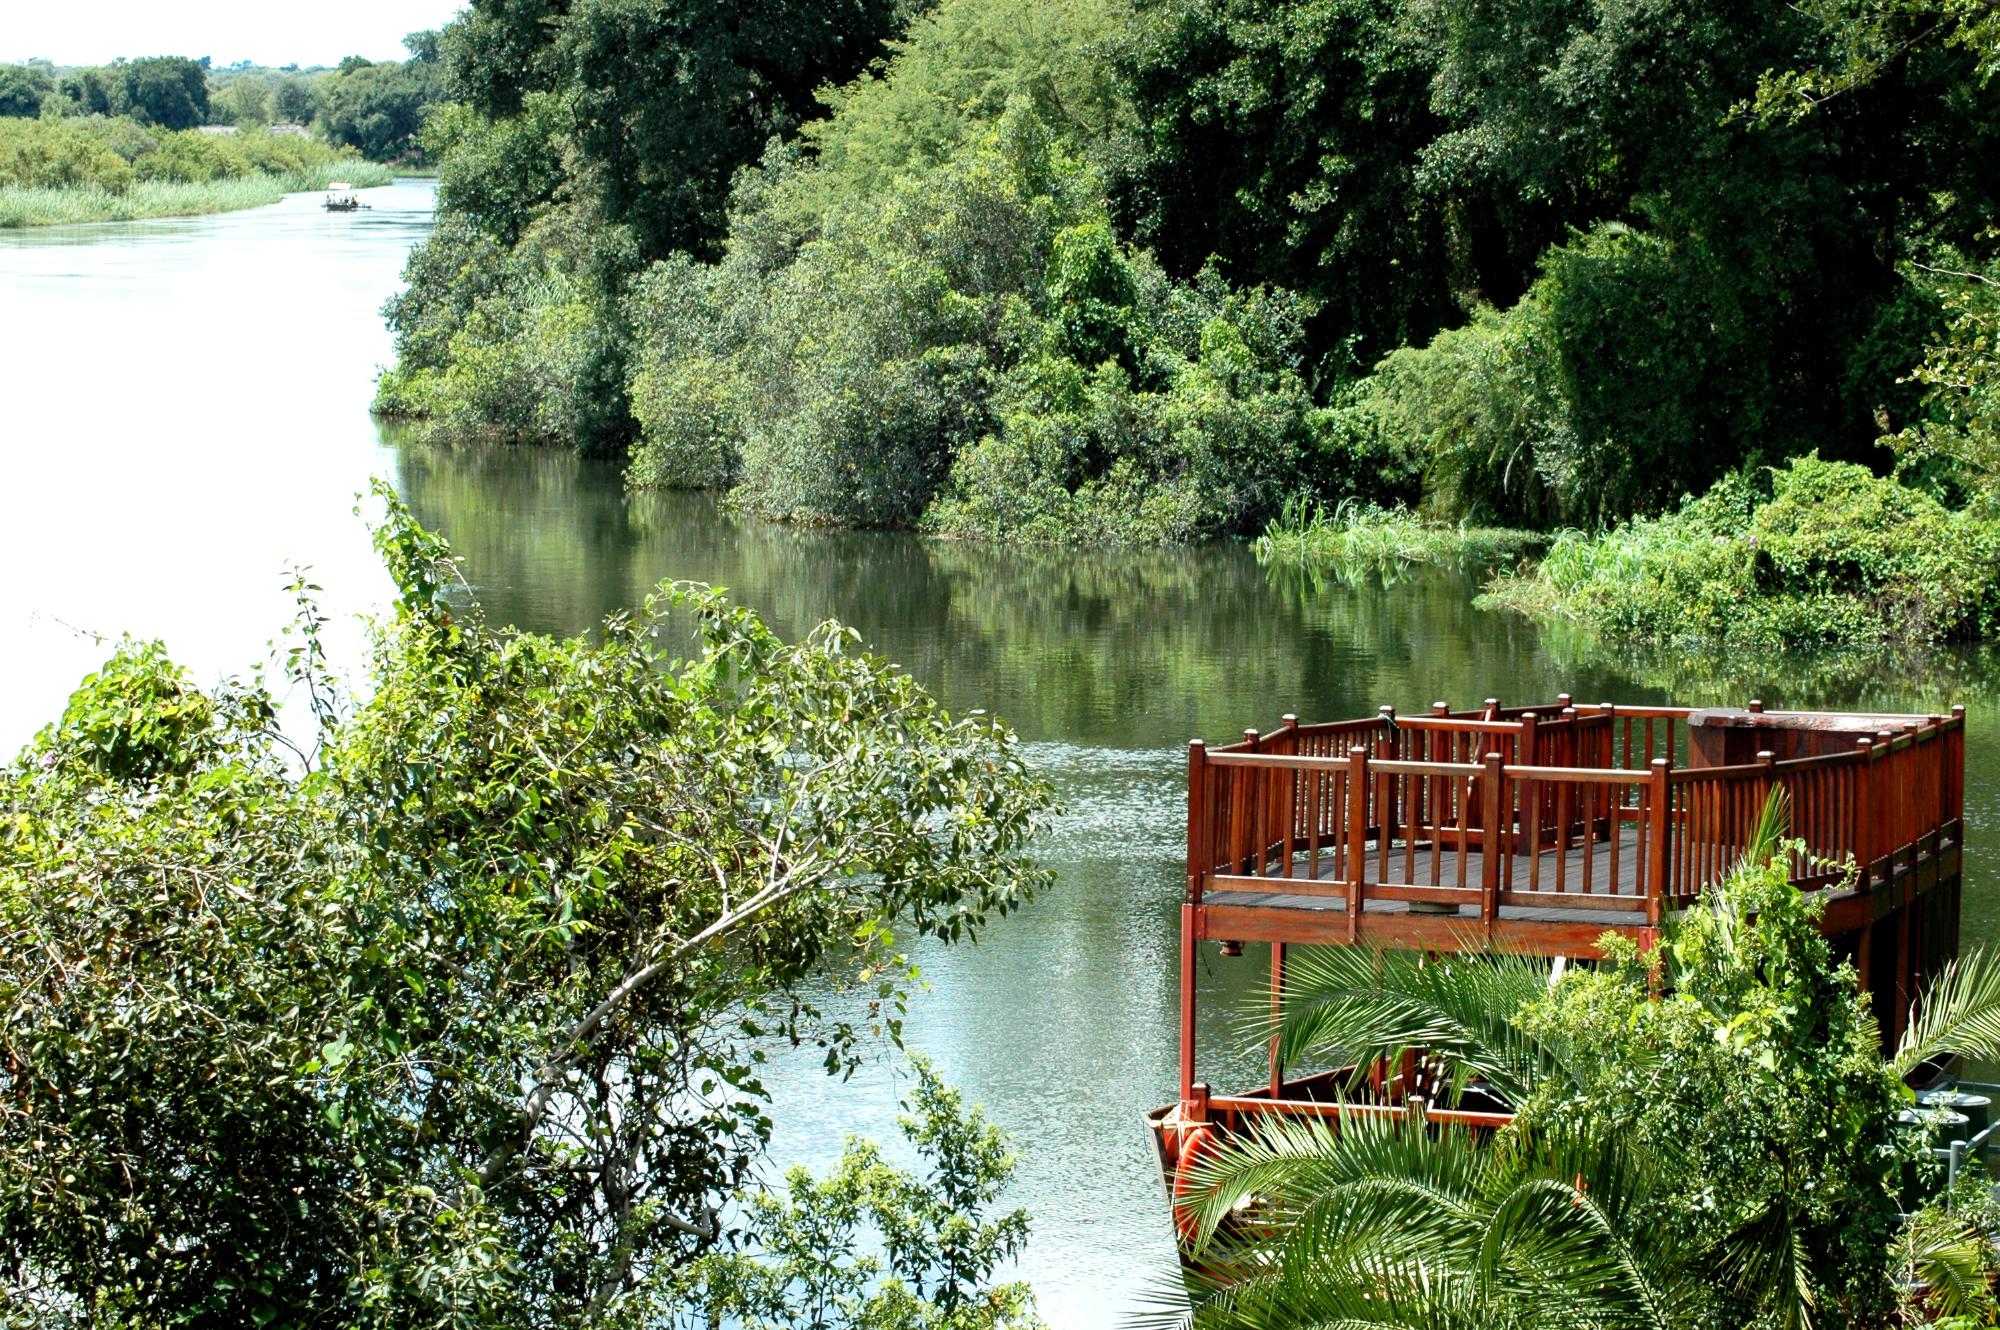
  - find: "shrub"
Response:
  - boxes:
[1480,455,2000,647]
[627,101,1321,542]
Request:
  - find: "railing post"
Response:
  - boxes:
[1243,728,1260,873]
[1647,758,1670,925]
[1281,716,1301,877]
[1748,698,1765,715]
[1347,745,1369,944]
[1855,738,1876,893]
[1952,705,1967,830]
[1518,712,1538,857]
[1187,740,1208,904]
[1481,751,1504,938]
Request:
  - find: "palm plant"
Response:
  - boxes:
[1155,790,2000,1330]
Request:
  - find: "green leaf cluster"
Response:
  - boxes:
[668,1057,1043,1330]
[1480,454,2000,647]
[0,492,1054,1325]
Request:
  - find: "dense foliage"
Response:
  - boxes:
[1166,798,2000,1329]
[373,0,2000,561]
[0,44,444,166]
[0,496,1053,1325]
[672,1059,1043,1330]
[1481,455,2000,648]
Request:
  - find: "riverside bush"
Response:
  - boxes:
[627,103,1321,542]
[1480,456,2000,647]
[1252,496,1541,575]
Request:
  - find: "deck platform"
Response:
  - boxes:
[1176,696,1968,1101]
[1157,695,1970,1254]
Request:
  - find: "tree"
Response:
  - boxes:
[0,64,54,118]
[116,56,211,129]
[58,67,114,116]
[0,493,1054,1325]
[271,74,316,125]
[321,55,445,161]
[438,0,908,260]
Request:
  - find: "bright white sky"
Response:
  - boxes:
[7,0,469,69]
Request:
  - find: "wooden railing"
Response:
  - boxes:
[1186,701,1966,936]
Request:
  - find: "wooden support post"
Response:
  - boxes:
[1748,698,1765,715]
[1269,941,1286,1098]
[1895,905,1913,1050]
[1647,758,1671,926]
[1180,903,1198,1103]
[1347,745,1369,943]
[1481,751,1504,938]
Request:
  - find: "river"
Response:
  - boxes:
[5,179,1997,1326]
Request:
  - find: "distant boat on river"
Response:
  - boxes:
[323,184,369,212]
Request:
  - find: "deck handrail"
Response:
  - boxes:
[1187,701,1965,932]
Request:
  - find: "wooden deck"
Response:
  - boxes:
[1207,827,1654,927]
[1175,697,1969,1106]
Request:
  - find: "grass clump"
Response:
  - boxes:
[1479,454,2000,648]
[1253,496,1543,574]
[0,178,281,226]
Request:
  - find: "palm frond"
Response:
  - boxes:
[1261,947,1557,1105]
[1714,1202,1815,1330]
[1901,1212,2000,1323]
[1891,948,2000,1079]
[1744,785,1792,869]
[1176,1111,1486,1249]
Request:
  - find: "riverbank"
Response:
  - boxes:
[0,167,391,227]
[1478,456,2000,649]
[0,115,392,228]
[1252,499,1542,576]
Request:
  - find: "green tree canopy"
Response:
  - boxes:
[115,56,211,130]
[0,494,1054,1325]
[0,65,54,118]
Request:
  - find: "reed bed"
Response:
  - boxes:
[0,163,393,228]
[1253,497,1543,574]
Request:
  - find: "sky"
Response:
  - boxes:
[6,0,468,69]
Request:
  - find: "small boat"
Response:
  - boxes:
[323,183,369,212]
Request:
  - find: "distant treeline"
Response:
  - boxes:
[0,36,442,163]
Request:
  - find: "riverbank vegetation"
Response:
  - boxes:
[0,496,1053,1325]
[369,0,1999,636]
[1165,796,2000,1329]
[0,114,389,226]
[1482,457,2000,649]
[1252,497,1541,575]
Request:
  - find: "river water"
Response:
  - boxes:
[5,179,1999,1326]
